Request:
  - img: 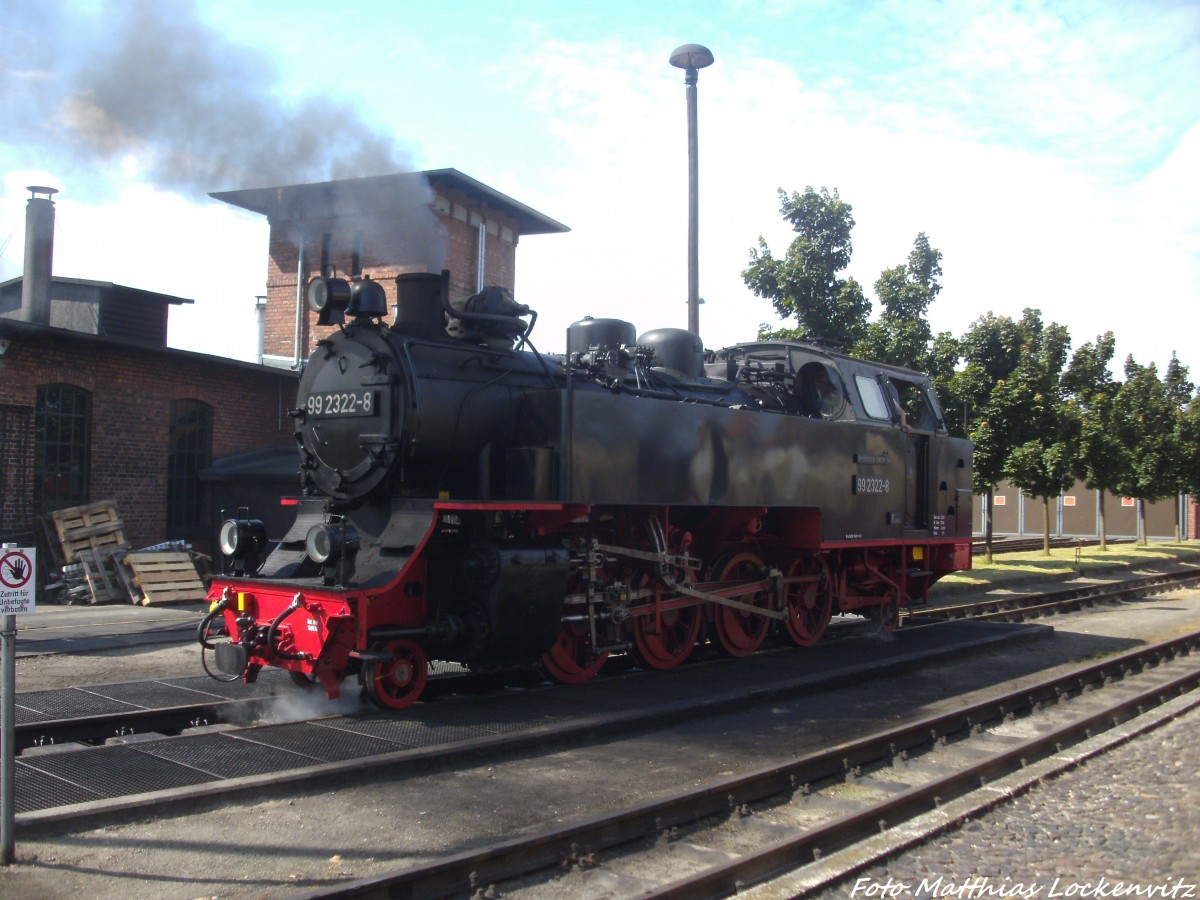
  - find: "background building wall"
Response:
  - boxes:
[0,328,295,549]
[974,478,1187,541]
[260,186,520,363]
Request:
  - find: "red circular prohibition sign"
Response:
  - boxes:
[0,551,33,590]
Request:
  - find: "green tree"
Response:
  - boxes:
[1061,333,1125,550]
[1002,312,1074,554]
[1165,353,1194,409]
[1180,396,1200,510]
[855,232,943,371]
[744,187,870,347]
[957,312,1027,561]
[928,330,965,437]
[1164,354,1195,540]
[1113,356,1179,545]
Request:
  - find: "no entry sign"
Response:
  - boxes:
[0,548,35,615]
[1,544,31,863]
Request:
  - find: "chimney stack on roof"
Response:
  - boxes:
[21,186,58,325]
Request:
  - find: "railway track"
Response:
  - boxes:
[910,567,1200,625]
[30,554,1138,758]
[12,661,538,752]
[14,569,1196,835]
[15,616,1045,832]
[307,629,1200,899]
[17,689,266,752]
[10,571,1199,898]
[972,536,1133,555]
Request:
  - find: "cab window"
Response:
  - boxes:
[890,378,937,431]
[798,362,846,418]
[855,375,891,420]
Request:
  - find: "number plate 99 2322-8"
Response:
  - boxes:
[306,390,376,418]
[852,475,890,494]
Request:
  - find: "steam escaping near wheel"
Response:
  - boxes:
[257,687,367,727]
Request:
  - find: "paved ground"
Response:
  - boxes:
[1,568,1198,898]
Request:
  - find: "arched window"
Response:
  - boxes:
[34,384,92,514]
[167,399,212,532]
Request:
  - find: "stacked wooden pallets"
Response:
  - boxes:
[52,500,131,604]
[49,500,207,605]
[122,551,208,605]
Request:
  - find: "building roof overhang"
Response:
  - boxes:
[0,317,296,377]
[0,276,194,307]
[210,168,569,236]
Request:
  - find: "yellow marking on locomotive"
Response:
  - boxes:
[912,547,924,561]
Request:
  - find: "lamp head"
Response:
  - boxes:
[669,44,714,71]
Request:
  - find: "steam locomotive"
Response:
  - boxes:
[199,270,973,708]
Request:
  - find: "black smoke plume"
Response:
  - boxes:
[3,0,414,193]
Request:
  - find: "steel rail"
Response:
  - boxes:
[650,662,1200,900]
[972,537,1134,556]
[23,570,1188,752]
[14,698,262,751]
[18,569,1190,829]
[12,661,541,752]
[15,611,202,635]
[910,568,1200,625]
[304,630,1200,899]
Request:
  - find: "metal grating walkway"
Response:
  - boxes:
[15,669,292,726]
[13,620,1046,819]
[12,689,584,814]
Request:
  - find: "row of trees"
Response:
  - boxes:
[744,187,1200,557]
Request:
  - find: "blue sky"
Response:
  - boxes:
[2,0,1197,376]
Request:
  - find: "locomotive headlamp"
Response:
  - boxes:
[306,275,352,326]
[219,518,266,558]
[348,275,388,318]
[218,518,267,575]
[306,523,359,565]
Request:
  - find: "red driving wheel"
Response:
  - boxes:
[630,566,702,670]
[711,551,772,657]
[868,599,900,632]
[363,639,429,710]
[783,555,833,647]
[542,620,609,684]
[632,603,702,669]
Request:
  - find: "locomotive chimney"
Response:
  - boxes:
[21,186,58,325]
[392,271,449,339]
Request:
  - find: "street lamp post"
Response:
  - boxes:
[669,43,714,336]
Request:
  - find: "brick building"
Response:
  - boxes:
[211,168,568,366]
[0,187,296,567]
[0,172,567,579]
[0,317,295,548]
[199,168,567,537]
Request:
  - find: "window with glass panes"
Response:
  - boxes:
[167,399,212,532]
[33,384,91,514]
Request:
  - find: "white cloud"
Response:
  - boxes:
[513,37,1199,376]
[1,171,267,361]
[3,5,1194,381]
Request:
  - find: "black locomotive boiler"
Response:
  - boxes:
[200,270,973,708]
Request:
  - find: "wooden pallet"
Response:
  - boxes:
[74,549,133,604]
[123,551,207,605]
[48,500,129,564]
